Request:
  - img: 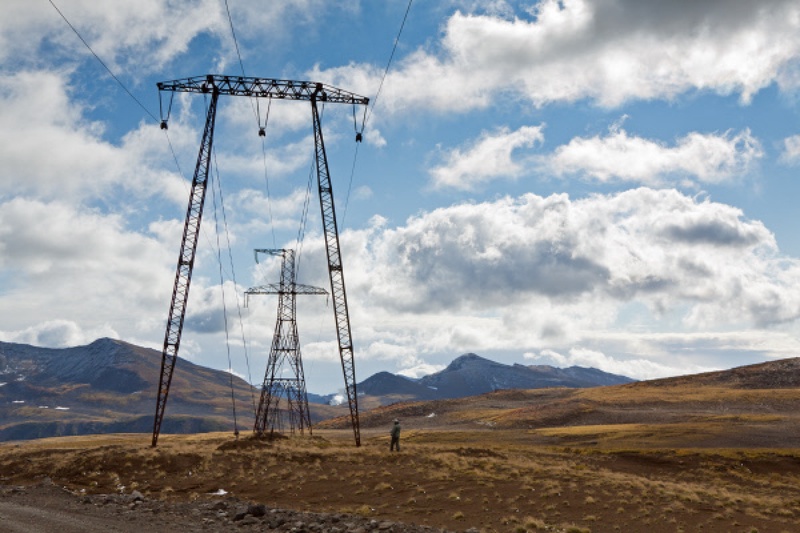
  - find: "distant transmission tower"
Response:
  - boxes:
[246,249,327,436]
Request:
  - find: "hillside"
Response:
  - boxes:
[0,338,343,441]
[4,353,800,531]
[321,355,800,449]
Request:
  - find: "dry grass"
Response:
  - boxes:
[2,428,800,532]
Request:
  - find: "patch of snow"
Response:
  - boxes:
[54,406,70,411]
[427,386,438,390]
[328,394,345,406]
[38,405,49,409]
[0,382,6,387]
[12,400,24,404]
[208,489,228,496]
[427,413,436,418]
[15,376,25,381]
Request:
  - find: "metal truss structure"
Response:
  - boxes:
[246,249,326,436]
[151,75,368,447]
[151,88,219,447]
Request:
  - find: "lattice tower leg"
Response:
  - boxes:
[152,90,219,447]
[311,96,360,446]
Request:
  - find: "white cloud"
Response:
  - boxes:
[523,329,800,380]
[0,197,175,340]
[780,134,800,165]
[302,341,344,363]
[336,188,782,325]
[315,0,800,113]
[397,363,445,380]
[544,128,763,186]
[0,0,225,71]
[0,319,118,348]
[0,70,190,205]
[353,186,373,201]
[229,188,315,234]
[526,347,683,380]
[0,0,352,82]
[276,188,800,382]
[429,125,544,190]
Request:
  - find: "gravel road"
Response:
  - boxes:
[0,483,463,533]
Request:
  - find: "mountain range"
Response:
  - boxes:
[351,353,633,406]
[0,338,632,441]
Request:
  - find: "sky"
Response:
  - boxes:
[2,0,800,396]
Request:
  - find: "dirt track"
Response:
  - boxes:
[0,482,456,533]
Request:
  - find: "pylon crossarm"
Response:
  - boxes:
[246,284,327,296]
[158,75,369,106]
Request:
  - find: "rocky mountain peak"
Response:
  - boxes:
[443,353,495,372]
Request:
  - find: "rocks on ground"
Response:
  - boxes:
[1,484,462,533]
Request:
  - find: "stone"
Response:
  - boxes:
[247,503,267,517]
[238,516,259,526]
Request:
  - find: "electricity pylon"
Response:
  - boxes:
[246,249,326,436]
[152,75,367,446]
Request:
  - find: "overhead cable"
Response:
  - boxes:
[47,0,158,123]
[342,0,414,224]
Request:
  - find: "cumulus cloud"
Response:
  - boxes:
[544,128,763,186]
[0,198,175,340]
[429,125,544,190]
[315,0,800,113]
[0,70,190,205]
[274,188,800,382]
[0,0,225,71]
[527,329,800,380]
[336,188,785,328]
[780,134,800,165]
[0,320,119,348]
[397,362,446,379]
[526,347,681,380]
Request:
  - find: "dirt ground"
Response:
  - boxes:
[2,429,800,532]
[0,481,452,533]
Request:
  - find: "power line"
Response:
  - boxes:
[47,0,158,123]
[224,0,247,78]
[365,0,414,129]
[223,0,276,248]
[342,0,414,224]
[47,0,189,188]
[210,161,241,436]
[211,146,258,419]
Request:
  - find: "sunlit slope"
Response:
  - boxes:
[0,338,343,440]
[325,357,800,449]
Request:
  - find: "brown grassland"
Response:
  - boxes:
[3,377,800,532]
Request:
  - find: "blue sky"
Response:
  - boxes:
[2,0,800,395]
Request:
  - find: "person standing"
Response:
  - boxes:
[390,419,401,451]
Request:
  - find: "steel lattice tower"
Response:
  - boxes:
[246,249,326,436]
[151,75,367,447]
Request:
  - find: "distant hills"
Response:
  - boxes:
[0,338,342,441]
[0,338,627,441]
[350,353,633,406]
[321,356,800,449]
